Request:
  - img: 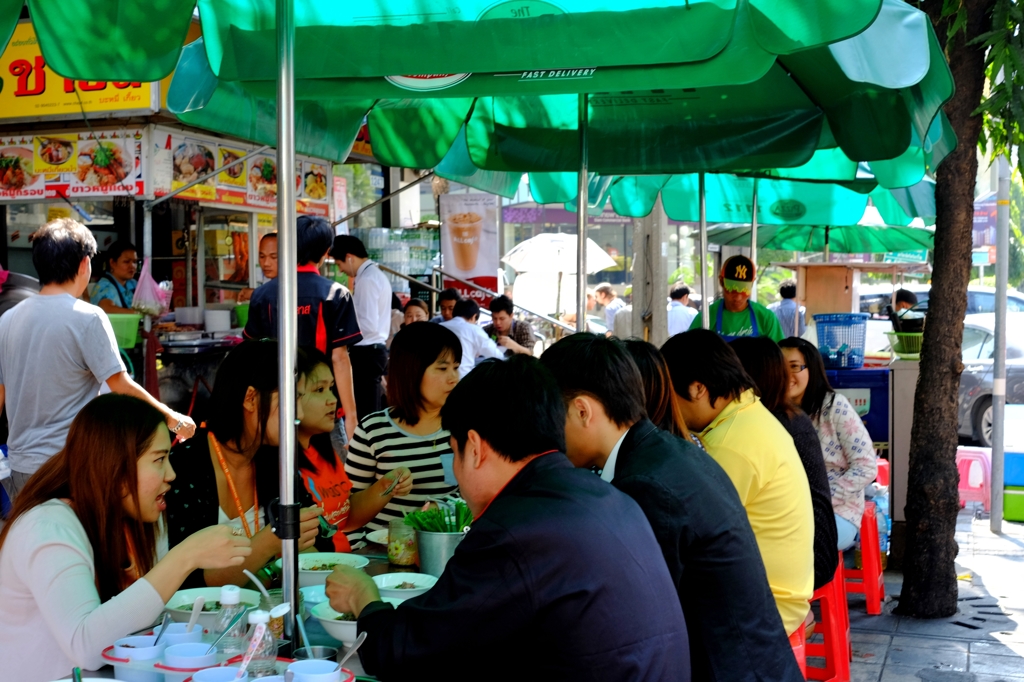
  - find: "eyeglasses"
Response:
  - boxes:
[787,363,807,374]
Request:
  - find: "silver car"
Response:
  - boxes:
[958,313,1024,447]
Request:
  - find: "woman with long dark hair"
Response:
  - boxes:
[778,337,877,552]
[296,349,413,551]
[729,336,838,589]
[165,340,323,587]
[345,322,462,545]
[621,339,690,440]
[0,395,250,681]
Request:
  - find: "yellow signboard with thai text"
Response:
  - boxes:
[0,23,157,121]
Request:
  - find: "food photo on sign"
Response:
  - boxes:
[440,193,499,305]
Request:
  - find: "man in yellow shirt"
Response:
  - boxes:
[661,329,814,635]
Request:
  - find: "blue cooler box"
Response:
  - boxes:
[1006,452,1024,488]
[825,368,891,446]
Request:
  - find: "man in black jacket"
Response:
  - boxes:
[325,356,690,681]
[540,334,803,682]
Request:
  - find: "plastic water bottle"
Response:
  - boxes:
[243,610,277,677]
[213,585,247,655]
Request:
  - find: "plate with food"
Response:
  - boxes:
[273,552,370,588]
[37,137,73,166]
[219,149,245,180]
[163,587,261,630]
[248,157,278,199]
[0,147,40,191]
[311,598,401,645]
[173,141,216,186]
[76,141,132,188]
[365,529,389,546]
[303,165,327,200]
[372,572,437,599]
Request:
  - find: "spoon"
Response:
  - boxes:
[294,602,312,658]
[204,607,252,654]
[71,667,82,682]
[242,568,272,602]
[284,672,295,682]
[152,612,172,646]
[186,596,205,633]
[336,631,367,671]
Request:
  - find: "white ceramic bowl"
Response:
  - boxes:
[287,659,355,682]
[273,553,370,588]
[299,585,328,617]
[111,635,165,682]
[372,572,437,599]
[310,601,359,645]
[365,529,389,545]
[164,587,261,630]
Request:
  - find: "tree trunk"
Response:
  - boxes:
[897,0,995,618]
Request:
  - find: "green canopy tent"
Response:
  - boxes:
[705,218,935,256]
[167,0,953,326]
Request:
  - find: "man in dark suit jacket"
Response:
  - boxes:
[541,334,803,682]
[325,356,690,682]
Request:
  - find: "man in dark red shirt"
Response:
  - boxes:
[245,216,362,441]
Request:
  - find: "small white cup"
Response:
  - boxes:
[286,659,345,682]
[154,621,204,646]
[192,666,249,682]
[163,642,218,670]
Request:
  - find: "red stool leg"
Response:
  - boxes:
[807,561,850,682]
[860,502,882,616]
[790,626,807,679]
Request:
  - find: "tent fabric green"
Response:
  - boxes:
[0,0,881,82]
[167,0,952,178]
[196,0,882,81]
[704,223,934,253]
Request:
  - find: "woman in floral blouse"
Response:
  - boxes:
[779,338,877,551]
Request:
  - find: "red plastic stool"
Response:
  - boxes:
[807,558,851,681]
[845,501,885,615]
[875,458,890,486]
[956,447,991,512]
[789,624,807,678]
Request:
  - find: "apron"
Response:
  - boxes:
[714,302,758,342]
[102,273,129,308]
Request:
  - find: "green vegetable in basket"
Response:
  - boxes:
[404,500,473,532]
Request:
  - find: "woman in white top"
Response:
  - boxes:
[346,322,462,545]
[0,394,251,682]
[780,337,878,551]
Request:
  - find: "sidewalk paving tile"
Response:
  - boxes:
[886,645,968,671]
[890,636,970,652]
[969,653,1024,678]
[879,664,935,681]
[851,661,883,682]
[852,632,895,645]
[852,640,890,664]
[971,641,1024,657]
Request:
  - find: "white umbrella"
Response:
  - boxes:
[502,233,617,274]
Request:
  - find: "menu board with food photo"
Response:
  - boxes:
[172,138,217,200]
[0,145,44,198]
[247,155,278,207]
[72,140,133,190]
[34,135,77,174]
[218,146,247,188]
[302,162,328,201]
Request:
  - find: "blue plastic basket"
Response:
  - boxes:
[814,313,870,369]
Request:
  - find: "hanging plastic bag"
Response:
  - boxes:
[132,258,167,316]
[0,264,8,294]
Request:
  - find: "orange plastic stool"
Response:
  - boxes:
[789,624,807,678]
[807,557,851,682]
[875,458,890,486]
[845,501,885,615]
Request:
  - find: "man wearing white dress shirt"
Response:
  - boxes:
[332,235,393,419]
[667,285,698,337]
[441,298,505,378]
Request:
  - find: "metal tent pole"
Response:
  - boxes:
[143,208,153,333]
[992,155,1010,532]
[576,93,589,332]
[276,0,300,647]
[196,208,206,316]
[699,173,709,329]
[750,179,758,303]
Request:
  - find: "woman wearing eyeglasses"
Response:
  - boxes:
[91,240,138,315]
[778,338,877,552]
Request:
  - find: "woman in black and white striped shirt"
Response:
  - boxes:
[345,322,461,545]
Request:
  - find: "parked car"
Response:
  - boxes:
[860,284,1024,317]
[957,313,1024,447]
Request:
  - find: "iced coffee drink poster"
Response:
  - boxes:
[440,193,499,305]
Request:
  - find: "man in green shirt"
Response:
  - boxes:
[690,255,785,342]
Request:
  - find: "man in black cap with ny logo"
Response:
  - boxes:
[690,255,785,342]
